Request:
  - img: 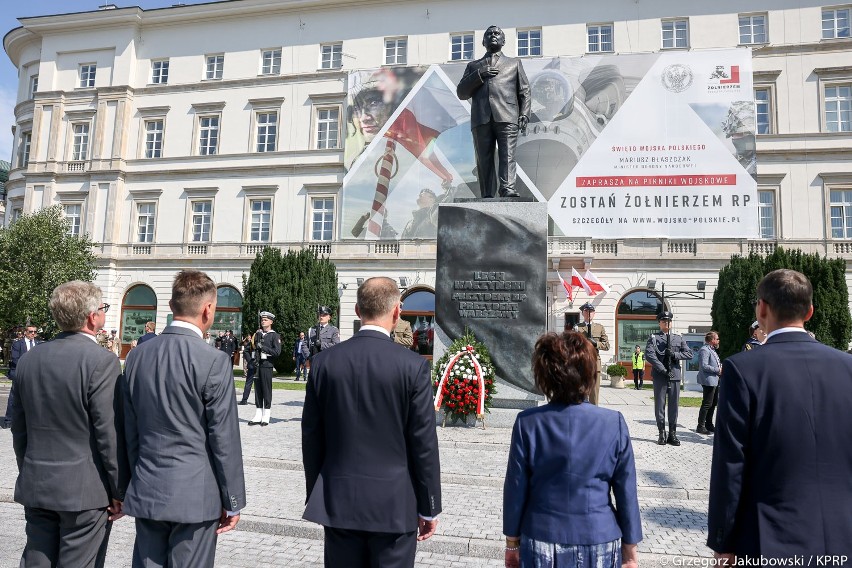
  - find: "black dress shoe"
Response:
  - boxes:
[667,431,681,446]
[248,420,260,426]
[260,422,269,427]
[696,425,710,435]
[657,430,667,445]
[498,189,520,198]
[705,423,715,432]
[238,401,248,405]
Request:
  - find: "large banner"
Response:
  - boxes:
[340,49,757,240]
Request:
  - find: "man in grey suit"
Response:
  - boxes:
[457,25,531,198]
[123,270,246,567]
[11,281,126,568]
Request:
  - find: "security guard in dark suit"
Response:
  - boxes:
[308,305,341,359]
[645,310,694,446]
[573,302,610,405]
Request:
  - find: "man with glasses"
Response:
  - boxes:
[2,324,43,429]
[10,282,125,566]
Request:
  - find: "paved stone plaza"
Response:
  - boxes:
[0,380,713,567]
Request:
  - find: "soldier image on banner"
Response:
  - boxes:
[645,310,694,447]
[308,306,341,362]
[249,311,281,427]
[573,302,610,405]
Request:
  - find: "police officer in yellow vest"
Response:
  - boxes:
[573,302,610,405]
[631,345,645,390]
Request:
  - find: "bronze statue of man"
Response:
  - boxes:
[457,25,531,198]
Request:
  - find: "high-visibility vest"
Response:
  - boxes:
[632,352,645,370]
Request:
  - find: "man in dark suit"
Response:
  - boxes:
[708,269,852,561]
[11,281,126,567]
[137,321,157,345]
[302,277,441,567]
[293,331,310,381]
[123,270,246,567]
[2,323,43,428]
[457,25,531,198]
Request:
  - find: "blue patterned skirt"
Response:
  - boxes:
[520,537,621,568]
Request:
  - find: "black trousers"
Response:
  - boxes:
[324,526,417,568]
[632,369,644,389]
[256,363,273,409]
[22,506,111,568]
[133,517,218,568]
[472,121,519,197]
[698,385,719,427]
[240,366,256,403]
[3,376,16,424]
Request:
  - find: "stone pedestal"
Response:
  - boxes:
[434,201,547,394]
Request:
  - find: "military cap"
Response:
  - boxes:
[259,311,276,320]
[750,321,760,331]
[317,305,332,316]
[579,302,596,312]
[657,310,674,321]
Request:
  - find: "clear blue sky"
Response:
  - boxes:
[0,0,219,163]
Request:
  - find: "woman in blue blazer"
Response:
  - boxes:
[503,331,642,568]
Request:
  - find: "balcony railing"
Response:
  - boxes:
[66,161,87,172]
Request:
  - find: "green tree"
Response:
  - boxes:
[0,206,97,338]
[712,247,851,358]
[242,248,339,372]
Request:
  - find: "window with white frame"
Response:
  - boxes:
[198,115,220,155]
[321,43,343,69]
[10,208,22,224]
[79,64,96,88]
[64,204,82,236]
[144,119,164,158]
[151,60,169,84]
[587,24,614,53]
[825,84,852,132]
[136,202,156,243]
[517,29,542,57]
[830,190,852,238]
[450,33,475,61]
[18,132,31,168]
[261,48,282,75]
[256,112,278,152]
[385,38,407,65]
[249,199,271,242]
[758,190,775,239]
[191,200,212,242]
[661,19,689,49]
[739,14,767,44]
[206,54,224,80]
[312,197,334,241]
[755,88,772,134]
[822,8,851,39]
[71,123,90,161]
[28,75,38,99]
[316,107,339,149]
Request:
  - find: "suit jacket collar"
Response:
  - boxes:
[356,329,392,341]
[161,325,205,341]
[764,331,817,344]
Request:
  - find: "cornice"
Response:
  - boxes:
[248,97,286,108]
[137,106,171,117]
[190,101,227,113]
[813,66,852,79]
[752,70,781,82]
[755,173,787,185]
[303,182,342,193]
[127,188,163,199]
[753,38,852,57]
[818,172,852,184]
[307,92,347,104]
[184,187,220,198]
[134,71,345,97]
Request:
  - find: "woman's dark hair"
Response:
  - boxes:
[532,331,598,404]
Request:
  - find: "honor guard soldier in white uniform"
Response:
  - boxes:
[308,306,341,361]
[249,311,281,426]
[573,302,610,405]
[645,310,694,446]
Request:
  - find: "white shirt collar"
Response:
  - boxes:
[170,320,203,338]
[77,332,99,343]
[766,326,809,340]
[360,324,390,337]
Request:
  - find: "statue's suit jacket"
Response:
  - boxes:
[302,329,441,534]
[457,52,531,128]
[122,325,246,523]
[708,331,852,557]
[12,332,127,511]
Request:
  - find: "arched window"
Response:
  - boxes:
[121,284,157,356]
[615,290,665,362]
[401,287,435,360]
[211,285,243,340]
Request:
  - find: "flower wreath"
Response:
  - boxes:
[432,330,496,424]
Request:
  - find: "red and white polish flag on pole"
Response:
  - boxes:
[558,268,593,301]
[583,269,611,295]
[557,271,573,302]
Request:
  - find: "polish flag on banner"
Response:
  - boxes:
[572,267,594,296]
[583,270,611,295]
[557,271,573,302]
